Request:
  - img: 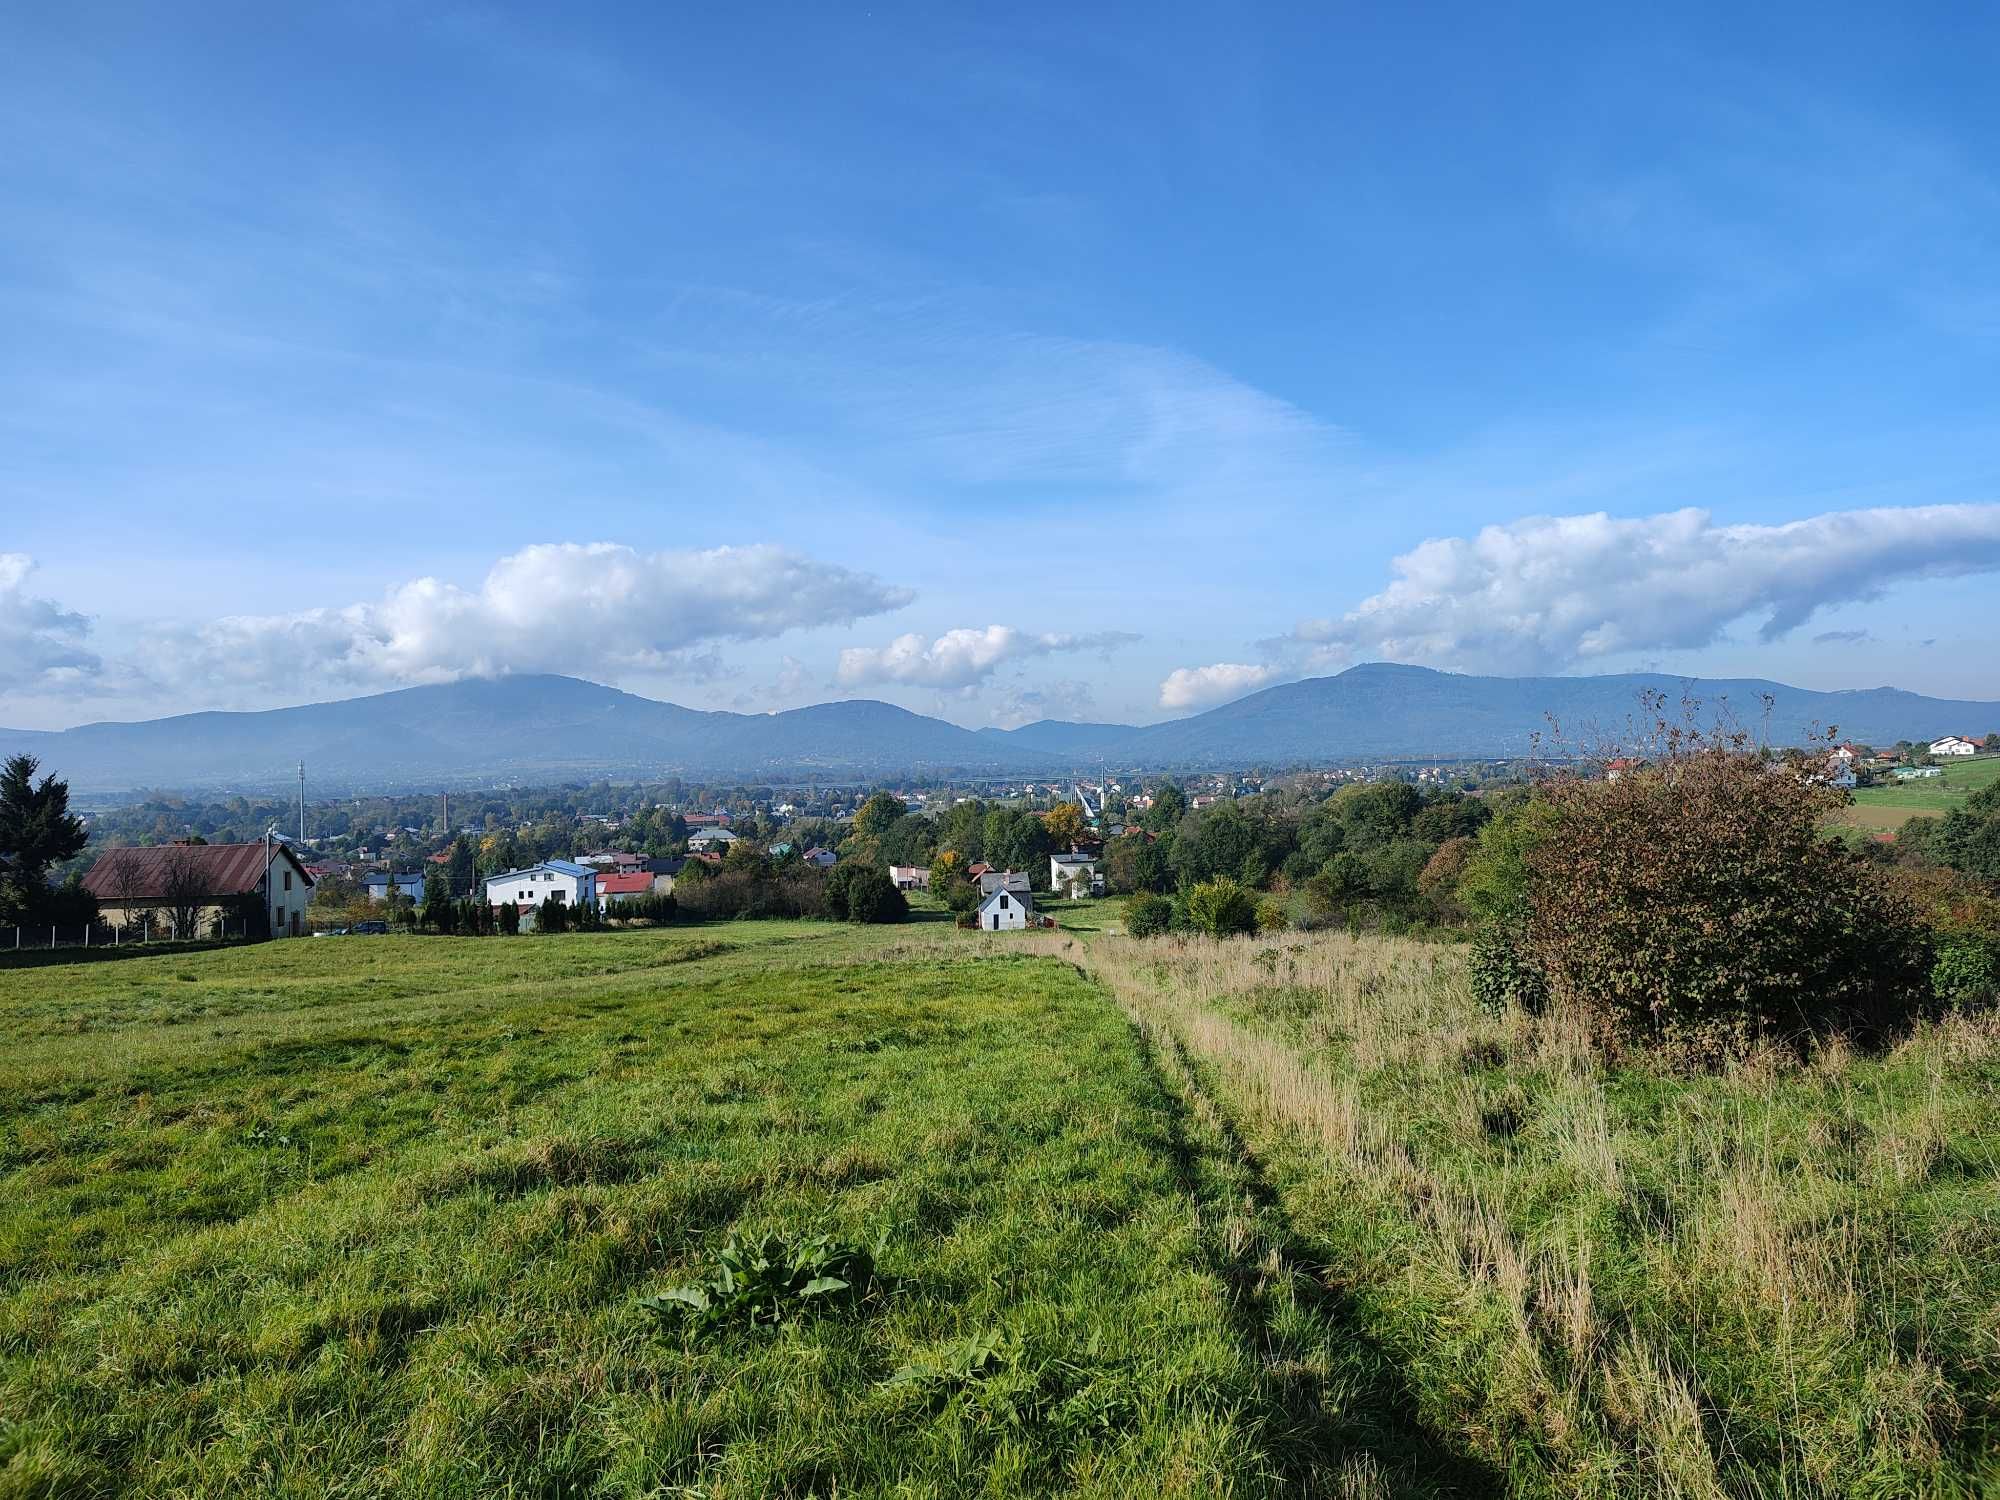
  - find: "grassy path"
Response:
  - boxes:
[1031,922,2000,1499]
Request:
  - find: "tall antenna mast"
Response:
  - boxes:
[298,762,306,846]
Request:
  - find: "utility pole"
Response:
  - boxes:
[298,762,306,847]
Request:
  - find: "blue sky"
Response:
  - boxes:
[5,1,2000,730]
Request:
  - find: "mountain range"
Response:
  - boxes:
[3,664,1996,796]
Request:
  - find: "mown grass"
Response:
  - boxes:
[2,924,1412,1498]
[1036,926,2000,1499]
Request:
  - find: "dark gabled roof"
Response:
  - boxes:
[83,842,312,901]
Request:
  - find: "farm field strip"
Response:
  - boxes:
[1842,754,2000,823]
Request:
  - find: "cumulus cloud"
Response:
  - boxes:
[836,625,1137,689]
[0,555,101,693]
[1273,504,2000,675]
[1158,662,1285,711]
[126,543,913,698]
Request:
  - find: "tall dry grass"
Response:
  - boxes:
[1016,924,1999,1497]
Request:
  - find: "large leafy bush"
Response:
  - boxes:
[1522,750,1931,1055]
[1181,877,1258,937]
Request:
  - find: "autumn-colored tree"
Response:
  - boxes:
[1043,801,1087,849]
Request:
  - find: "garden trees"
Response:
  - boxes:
[1323,781,1423,852]
[1417,836,1477,922]
[0,754,88,924]
[1171,801,1275,886]
[853,793,907,842]
[1142,782,1187,833]
[1905,782,2000,883]
[1104,833,1169,894]
[1043,801,1088,849]
[932,800,987,865]
[444,838,475,899]
[823,863,908,923]
[981,808,1053,882]
[876,813,936,870]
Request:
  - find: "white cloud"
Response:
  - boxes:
[0,554,101,693]
[1276,504,2000,676]
[122,543,912,699]
[1158,662,1284,711]
[837,625,1137,689]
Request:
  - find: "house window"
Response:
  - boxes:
[283,870,292,892]
[998,893,1008,909]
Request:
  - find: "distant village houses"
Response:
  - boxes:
[1930,735,1979,757]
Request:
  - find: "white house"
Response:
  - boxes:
[1050,853,1100,895]
[888,864,930,891]
[978,885,1033,931]
[688,828,739,850]
[1822,758,1857,790]
[978,868,1031,897]
[484,859,597,910]
[362,870,425,904]
[1930,735,1979,757]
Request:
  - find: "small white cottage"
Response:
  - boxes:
[977,885,1033,931]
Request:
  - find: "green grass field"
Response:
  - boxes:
[1837,754,2000,832]
[0,923,1441,1498]
[5,918,1998,1497]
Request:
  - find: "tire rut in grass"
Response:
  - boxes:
[1126,1016,1503,1500]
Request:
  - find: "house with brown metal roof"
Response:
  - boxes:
[83,840,316,938]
